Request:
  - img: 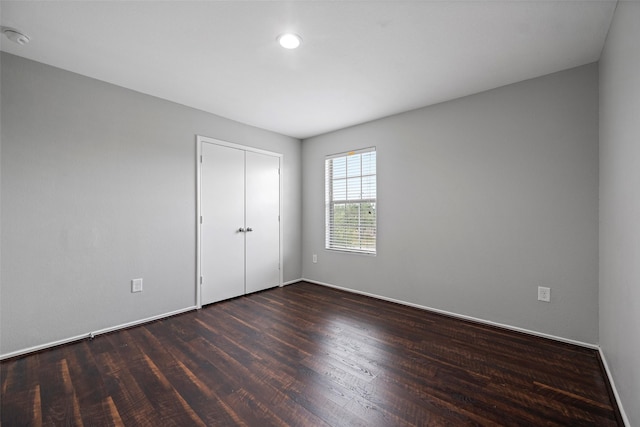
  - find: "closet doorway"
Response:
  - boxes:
[197,136,282,307]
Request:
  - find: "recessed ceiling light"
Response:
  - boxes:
[1,26,30,45]
[277,33,302,50]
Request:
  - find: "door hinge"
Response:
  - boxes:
[200,215,203,224]
[200,155,203,163]
[200,276,203,284]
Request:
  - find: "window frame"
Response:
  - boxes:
[325,147,377,255]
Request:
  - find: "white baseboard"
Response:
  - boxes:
[598,348,631,427]
[301,278,598,349]
[2,280,628,426]
[301,278,636,423]
[0,306,197,361]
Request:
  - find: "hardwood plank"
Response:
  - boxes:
[62,341,112,426]
[58,359,84,426]
[93,350,158,426]
[1,281,622,426]
[104,396,124,426]
[126,325,240,426]
[36,349,81,426]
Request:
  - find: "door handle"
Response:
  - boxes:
[246,227,253,232]
[238,227,246,233]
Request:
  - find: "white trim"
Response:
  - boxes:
[302,278,632,422]
[325,146,376,160]
[196,135,284,308]
[278,155,284,289]
[324,149,377,256]
[0,306,197,361]
[1,281,629,424]
[598,348,631,427]
[198,135,282,158]
[196,138,203,309]
[301,278,598,350]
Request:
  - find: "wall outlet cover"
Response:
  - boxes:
[131,278,143,293]
[538,286,550,302]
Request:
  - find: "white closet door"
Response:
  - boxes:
[245,151,280,293]
[201,143,246,305]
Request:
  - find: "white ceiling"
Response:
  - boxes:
[0,0,617,139]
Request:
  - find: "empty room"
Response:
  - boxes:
[1,1,638,426]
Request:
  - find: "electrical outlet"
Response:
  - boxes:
[538,286,550,302]
[131,278,143,293]
[312,254,318,264]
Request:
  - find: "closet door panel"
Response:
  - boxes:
[201,143,246,304]
[245,151,280,293]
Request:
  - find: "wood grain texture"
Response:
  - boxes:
[1,282,623,426]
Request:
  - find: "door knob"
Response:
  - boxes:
[238,227,246,232]
[246,227,253,232]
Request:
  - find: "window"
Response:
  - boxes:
[325,148,377,254]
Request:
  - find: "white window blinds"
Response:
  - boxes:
[325,148,377,255]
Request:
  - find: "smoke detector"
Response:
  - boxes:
[1,27,31,45]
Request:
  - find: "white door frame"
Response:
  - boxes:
[196,135,284,309]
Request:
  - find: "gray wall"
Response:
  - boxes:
[0,53,302,356]
[302,64,599,344]
[599,2,640,425]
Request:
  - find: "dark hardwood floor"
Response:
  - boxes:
[1,281,622,426]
